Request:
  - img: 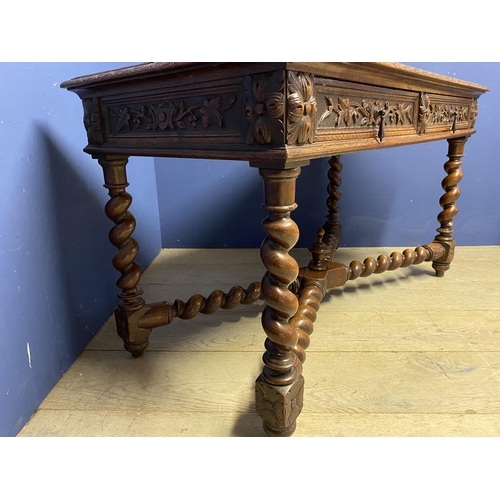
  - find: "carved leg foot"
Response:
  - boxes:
[125,339,150,358]
[255,373,304,437]
[96,154,152,357]
[431,137,467,277]
[255,165,306,437]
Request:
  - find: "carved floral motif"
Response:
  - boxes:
[418,92,471,134]
[244,71,285,145]
[319,96,413,130]
[287,72,317,145]
[83,98,104,144]
[418,93,431,134]
[469,99,479,128]
[110,95,236,133]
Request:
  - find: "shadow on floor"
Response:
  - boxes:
[231,402,267,437]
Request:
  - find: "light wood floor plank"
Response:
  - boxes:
[88,308,500,353]
[17,246,500,437]
[17,410,500,437]
[33,350,500,415]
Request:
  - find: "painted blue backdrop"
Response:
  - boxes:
[1,62,498,436]
[0,63,161,436]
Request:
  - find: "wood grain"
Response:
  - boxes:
[18,411,500,437]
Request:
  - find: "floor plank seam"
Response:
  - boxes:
[18,247,500,437]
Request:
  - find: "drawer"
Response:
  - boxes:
[314,77,419,143]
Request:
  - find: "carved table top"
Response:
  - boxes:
[61,62,489,167]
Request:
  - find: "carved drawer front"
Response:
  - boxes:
[96,85,242,149]
[315,78,419,143]
[417,93,478,134]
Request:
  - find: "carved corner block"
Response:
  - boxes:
[243,70,318,147]
[244,70,285,146]
[430,239,456,277]
[255,374,304,437]
[469,99,479,128]
[83,97,104,145]
[286,71,317,145]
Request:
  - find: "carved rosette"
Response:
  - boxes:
[83,98,104,145]
[108,95,236,133]
[287,72,317,145]
[244,71,285,145]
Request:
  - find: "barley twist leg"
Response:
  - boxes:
[255,167,303,437]
[97,154,151,357]
[347,246,431,280]
[290,281,325,367]
[323,156,343,259]
[432,137,467,277]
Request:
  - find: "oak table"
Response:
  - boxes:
[61,63,488,437]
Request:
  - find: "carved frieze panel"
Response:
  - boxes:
[418,93,475,134]
[317,89,416,139]
[244,71,285,145]
[106,93,237,135]
[319,97,413,128]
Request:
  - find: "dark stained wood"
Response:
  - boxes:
[322,156,343,259]
[61,63,489,437]
[347,246,434,280]
[61,62,488,164]
[290,280,325,365]
[432,137,467,277]
[137,282,262,330]
[97,154,151,357]
[256,165,304,436]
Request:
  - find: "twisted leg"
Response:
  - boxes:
[96,154,151,357]
[255,166,303,437]
[322,156,343,259]
[432,137,467,277]
[290,280,324,366]
[347,246,433,279]
[138,282,262,329]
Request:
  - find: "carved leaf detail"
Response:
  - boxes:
[469,99,479,128]
[109,95,236,133]
[418,92,430,134]
[254,116,272,144]
[83,98,104,144]
[418,93,471,134]
[319,95,414,133]
[200,97,223,127]
[116,107,131,131]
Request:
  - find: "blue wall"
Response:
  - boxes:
[0,63,161,436]
[155,62,499,249]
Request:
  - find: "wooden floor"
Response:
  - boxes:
[18,246,500,437]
